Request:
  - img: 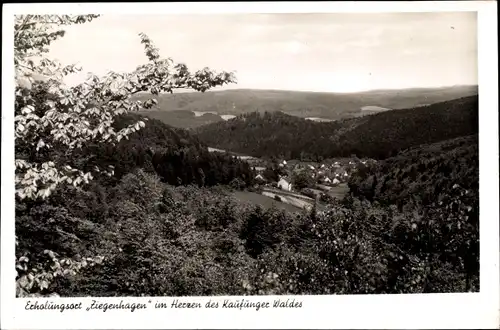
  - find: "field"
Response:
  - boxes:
[324,183,350,199]
[231,184,351,214]
[230,190,304,213]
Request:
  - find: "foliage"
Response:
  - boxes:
[291,171,315,190]
[16,250,104,298]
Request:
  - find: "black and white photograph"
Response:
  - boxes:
[2,2,499,329]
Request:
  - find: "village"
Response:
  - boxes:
[209,147,377,211]
[253,158,376,188]
[248,157,377,211]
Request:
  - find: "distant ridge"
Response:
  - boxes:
[134,85,478,128]
[157,84,478,95]
[195,95,479,161]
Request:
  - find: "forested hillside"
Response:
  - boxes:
[348,134,479,207]
[346,134,479,291]
[75,113,255,187]
[195,95,478,160]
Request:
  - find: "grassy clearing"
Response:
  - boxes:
[230,190,304,213]
[326,183,350,199]
[261,191,312,210]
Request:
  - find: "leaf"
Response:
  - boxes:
[17,276,30,289]
[73,177,82,186]
[39,280,49,290]
[36,139,45,150]
[17,75,32,89]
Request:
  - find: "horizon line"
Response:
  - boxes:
[137,84,479,95]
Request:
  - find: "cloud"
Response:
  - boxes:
[46,13,477,92]
[344,38,381,49]
[240,24,267,38]
[284,40,308,54]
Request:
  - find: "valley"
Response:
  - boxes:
[15,88,480,298]
[207,145,358,211]
[15,84,480,299]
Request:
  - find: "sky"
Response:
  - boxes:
[48,12,478,93]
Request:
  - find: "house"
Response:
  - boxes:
[332,178,340,185]
[344,172,349,177]
[282,160,287,165]
[308,165,315,170]
[253,166,266,173]
[324,177,332,183]
[277,177,293,192]
[255,174,265,182]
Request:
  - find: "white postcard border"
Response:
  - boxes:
[2,2,498,329]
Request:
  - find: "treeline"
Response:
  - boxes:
[195,96,478,160]
[68,113,255,188]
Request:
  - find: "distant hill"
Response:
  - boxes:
[194,95,479,161]
[133,85,478,128]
